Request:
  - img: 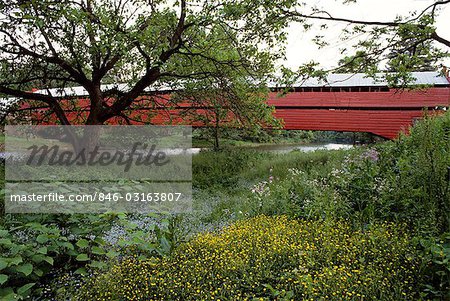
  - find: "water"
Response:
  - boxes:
[165,143,353,155]
[186,143,353,155]
[233,143,353,154]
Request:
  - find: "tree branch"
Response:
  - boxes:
[103,0,188,120]
[431,31,450,48]
[0,86,71,126]
[283,0,450,49]
[0,30,91,87]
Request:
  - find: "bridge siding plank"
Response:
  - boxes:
[267,88,450,108]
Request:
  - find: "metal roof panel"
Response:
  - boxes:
[291,72,449,87]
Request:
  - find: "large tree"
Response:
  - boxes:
[0,0,291,133]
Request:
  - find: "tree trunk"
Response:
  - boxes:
[80,125,102,153]
[79,85,104,153]
[213,111,220,151]
[213,126,219,151]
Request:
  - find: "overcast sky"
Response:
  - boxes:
[284,0,450,70]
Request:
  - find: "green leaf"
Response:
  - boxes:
[0,259,7,270]
[34,268,44,277]
[37,246,47,255]
[43,256,54,265]
[76,254,89,261]
[132,236,144,244]
[7,256,23,266]
[17,263,33,276]
[36,234,48,244]
[67,249,78,257]
[137,255,147,261]
[61,242,74,250]
[106,250,119,258]
[76,239,89,248]
[0,290,17,301]
[17,283,35,295]
[94,237,105,245]
[31,254,45,264]
[158,236,172,255]
[117,239,129,247]
[89,260,107,269]
[0,274,8,285]
[91,246,105,255]
[0,239,12,246]
[74,267,87,275]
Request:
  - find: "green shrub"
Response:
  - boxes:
[419,232,450,299]
[259,112,450,234]
[245,167,346,219]
[382,112,450,233]
[77,215,424,300]
[0,214,116,300]
[192,149,266,189]
[0,212,177,300]
[0,222,67,300]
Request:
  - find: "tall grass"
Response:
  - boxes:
[192,148,346,190]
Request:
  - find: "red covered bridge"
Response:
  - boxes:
[267,72,450,139]
[26,72,450,139]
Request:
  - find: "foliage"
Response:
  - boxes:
[376,112,450,234]
[0,213,116,300]
[0,0,291,128]
[284,1,450,85]
[77,215,424,300]
[192,149,268,189]
[192,148,345,190]
[241,148,374,222]
[246,167,323,219]
[191,128,372,148]
[246,112,450,235]
[336,51,378,73]
[419,233,450,300]
[0,163,4,216]
[0,212,177,300]
[0,222,64,300]
[174,75,281,150]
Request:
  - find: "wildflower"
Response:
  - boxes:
[362,148,379,162]
[78,216,422,300]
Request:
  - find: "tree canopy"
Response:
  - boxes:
[281,0,450,85]
[0,0,292,126]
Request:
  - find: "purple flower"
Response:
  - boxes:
[362,149,379,162]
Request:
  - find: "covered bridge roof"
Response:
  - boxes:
[290,72,449,88]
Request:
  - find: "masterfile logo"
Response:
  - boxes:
[4,125,192,214]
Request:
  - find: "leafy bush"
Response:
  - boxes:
[0,222,67,300]
[78,215,423,300]
[378,112,450,234]
[0,212,177,300]
[314,112,450,233]
[249,112,450,234]
[0,213,118,300]
[246,167,336,218]
[192,149,266,189]
[419,232,450,299]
